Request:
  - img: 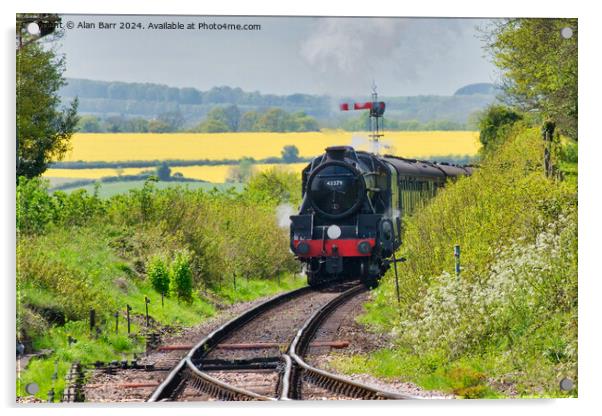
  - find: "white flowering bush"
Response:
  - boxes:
[398,211,576,359]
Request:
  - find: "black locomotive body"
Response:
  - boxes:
[290,145,472,287]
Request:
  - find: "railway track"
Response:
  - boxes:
[148,281,419,402]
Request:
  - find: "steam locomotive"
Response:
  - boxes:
[289,146,472,287]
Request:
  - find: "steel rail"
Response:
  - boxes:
[148,284,316,402]
[287,284,421,400]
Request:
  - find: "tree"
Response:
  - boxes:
[77,115,102,132]
[147,119,171,133]
[196,118,230,133]
[157,111,184,132]
[478,105,523,151]
[156,162,171,181]
[281,145,300,162]
[255,108,289,132]
[170,250,193,302]
[292,112,320,132]
[222,105,241,132]
[483,19,577,139]
[17,43,78,178]
[147,255,170,296]
[226,157,256,183]
[239,111,260,131]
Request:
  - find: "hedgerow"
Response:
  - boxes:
[359,125,577,397]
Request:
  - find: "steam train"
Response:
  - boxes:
[289,146,472,287]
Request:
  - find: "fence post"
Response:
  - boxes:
[392,253,401,310]
[542,120,556,178]
[114,311,119,335]
[145,296,150,327]
[454,245,461,277]
[89,309,96,335]
[126,304,132,334]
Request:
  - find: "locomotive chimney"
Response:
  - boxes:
[325,146,352,161]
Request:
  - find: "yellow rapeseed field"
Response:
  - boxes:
[46,131,480,183]
[62,131,480,162]
[45,163,308,183]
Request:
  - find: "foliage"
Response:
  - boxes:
[342,112,469,131]
[483,19,578,139]
[155,162,171,180]
[147,255,170,295]
[226,157,256,183]
[17,42,79,178]
[358,124,577,397]
[477,104,522,152]
[281,145,300,162]
[16,174,303,399]
[196,106,320,133]
[244,168,302,206]
[169,250,193,302]
[16,177,55,234]
[196,118,230,133]
[63,78,497,128]
[17,176,105,234]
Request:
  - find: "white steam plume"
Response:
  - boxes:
[276,203,295,229]
[299,18,464,96]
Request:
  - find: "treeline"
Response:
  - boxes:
[63,78,498,126]
[76,106,320,133]
[77,112,184,133]
[62,78,328,110]
[195,106,319,133]
[341,112,470,131]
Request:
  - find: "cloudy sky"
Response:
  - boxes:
[49,15,498,96]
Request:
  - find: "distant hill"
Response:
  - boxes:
[454,83,499,96]
[60,78,498,127]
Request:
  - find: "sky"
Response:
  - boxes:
[47,14,499,97]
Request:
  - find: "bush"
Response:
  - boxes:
[17,177,54,234]
[17,177,106,234]
[147,255,170,296]
[478,105,522,152]
[244,168,301,206]
[169,250,193,302]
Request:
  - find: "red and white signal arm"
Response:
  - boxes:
[340,101,385,116]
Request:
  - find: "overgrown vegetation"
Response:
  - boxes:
[333,121,577,398]
[16,169,303,401]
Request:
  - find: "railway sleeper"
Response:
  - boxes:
[195,356,281,371]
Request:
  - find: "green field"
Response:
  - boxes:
[53,180,243,198]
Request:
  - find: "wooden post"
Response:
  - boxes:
[89,309,96,335]
[126,304,132,334]
[114,312,119,335]
[144,296,150,327]
[392,252,402,313]
[542,121,556,178]
[454,245,461,277]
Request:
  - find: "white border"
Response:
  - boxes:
[3,1,600,415]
